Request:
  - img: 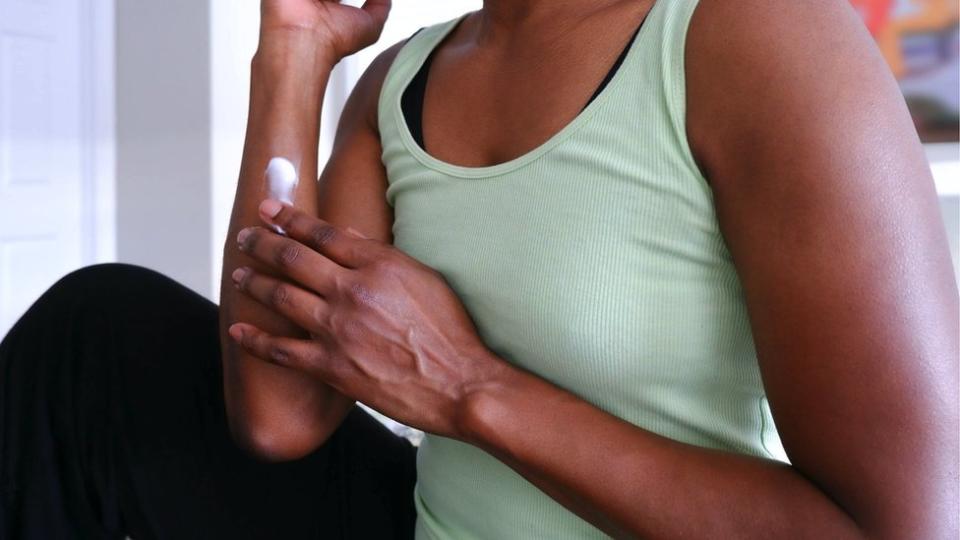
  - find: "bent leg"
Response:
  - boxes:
[0,263,417,540]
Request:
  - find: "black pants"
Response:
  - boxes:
[0,263,418,539]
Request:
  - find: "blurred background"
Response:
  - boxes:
[0,0,957,340]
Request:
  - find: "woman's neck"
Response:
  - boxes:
[476,0,628,44]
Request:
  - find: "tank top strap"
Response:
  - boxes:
[652,0,706,196]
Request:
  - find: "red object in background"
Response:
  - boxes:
[851,0,894,36]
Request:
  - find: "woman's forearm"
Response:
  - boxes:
[218,32,353,460]
[461,354,864,539]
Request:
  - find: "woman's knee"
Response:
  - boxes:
[46,262,169,303]
[4,262,212,351]
[3,261,220,384]
[56,262,158,285]
[37,263,213,320]
[0,264,174,404]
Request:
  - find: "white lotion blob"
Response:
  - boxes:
[265,157,298,203]
[264,157,299,234]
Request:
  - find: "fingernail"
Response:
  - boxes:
[231,267,248,284]
[346,226,369,239]
[228,323,244,342]
[260,199,283,219]
[237,228,251,245]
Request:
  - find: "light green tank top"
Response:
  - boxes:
[378,1,787,538]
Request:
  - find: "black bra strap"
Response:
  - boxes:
[401,15,648,151]
[400,28,429,152]
[584,17,645,109]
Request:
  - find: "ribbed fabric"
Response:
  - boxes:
[378,2,788,538]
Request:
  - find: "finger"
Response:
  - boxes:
[258,199,372,268]
[228,322,329,375]
[231,266,329,333]
[236,225,344,296]
[360,0,391,29]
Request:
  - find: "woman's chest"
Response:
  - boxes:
[388,165,741,398]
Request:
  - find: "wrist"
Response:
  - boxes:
[456,350,530,448]
[253,30,338,77]
[249,41,334,113]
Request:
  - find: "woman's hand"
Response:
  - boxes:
[227,199,509,440]
[260,0,391,62]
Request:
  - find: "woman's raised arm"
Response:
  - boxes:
[218,0,397,461]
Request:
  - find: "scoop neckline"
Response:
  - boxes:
[392,2,660,179]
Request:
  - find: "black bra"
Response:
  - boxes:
[401,16,647,151]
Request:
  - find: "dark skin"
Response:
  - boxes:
[220,0,960,537]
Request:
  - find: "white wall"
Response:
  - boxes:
[210,0,259,301]
[115,0,213,297]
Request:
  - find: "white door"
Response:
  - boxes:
[0,0,111,336]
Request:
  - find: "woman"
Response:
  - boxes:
[1,0,957,538]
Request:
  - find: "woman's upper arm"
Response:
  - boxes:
[316,41,407,242]
[686,0,958,536]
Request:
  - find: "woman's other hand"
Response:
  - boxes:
[259,0,391,62]
[228,199,510,440]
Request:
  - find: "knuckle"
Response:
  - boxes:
[350,283,373,304]
[310,223,338,248]
[331,271,352,296]
[346,281,375,306]
[268,345,290,364]
[240,228,260,252]
[275,243,301,267]
[269,283,291,308]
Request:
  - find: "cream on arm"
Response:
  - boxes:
[264,156,299,234]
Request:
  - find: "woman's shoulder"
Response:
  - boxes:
[684,0,885,185]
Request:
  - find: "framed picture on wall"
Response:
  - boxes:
[850,1,959,143]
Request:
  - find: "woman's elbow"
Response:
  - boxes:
[220,380,340,462]
[231,418,332,462]
[224,403,339,462]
